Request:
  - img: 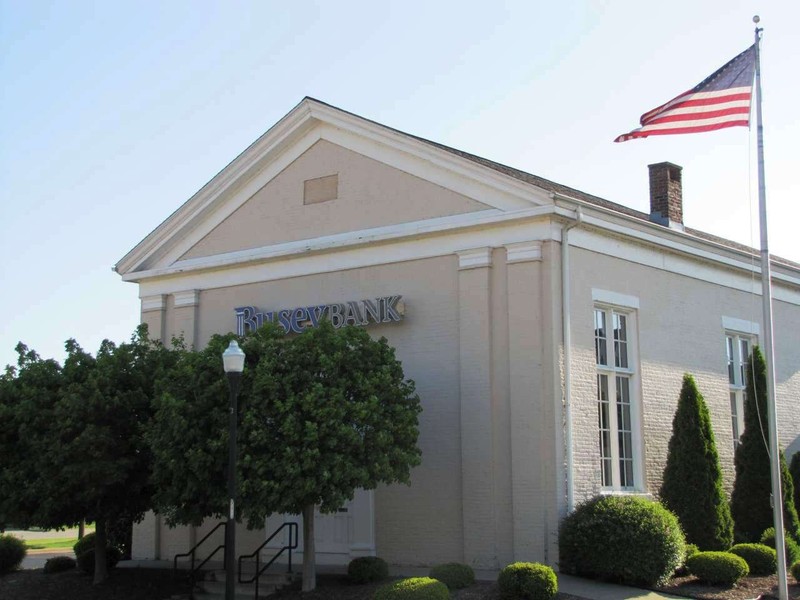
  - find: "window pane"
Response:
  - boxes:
[730,392,740,452]
[616,376,633,488]
[740,338,750,387]
[595,310,607,366]
[597,374,612,486]
[726,336,735,384]
[614,313,628,369]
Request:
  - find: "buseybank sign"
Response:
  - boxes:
[235,295,405,336]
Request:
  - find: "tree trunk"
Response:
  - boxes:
[302,504,316,592]
[78,520,85,539]
[93,519,109,585]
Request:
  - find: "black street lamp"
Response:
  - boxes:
[222,340,245,600]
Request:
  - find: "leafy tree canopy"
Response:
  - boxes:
[0,325,180,583]
[148,320,422,590]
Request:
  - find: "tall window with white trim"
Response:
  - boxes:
[726,332,754,450]
[594,306,638,490]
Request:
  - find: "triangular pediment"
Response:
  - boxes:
[116,98,555,280]
[180,139,493,262]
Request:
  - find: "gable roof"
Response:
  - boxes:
[116,97,799,277]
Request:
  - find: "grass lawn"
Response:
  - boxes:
[24,538,79,551]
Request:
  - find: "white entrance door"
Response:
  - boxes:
[313,503,352,554]
[263,488,375,564]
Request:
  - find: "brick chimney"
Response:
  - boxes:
[648,162,683,229]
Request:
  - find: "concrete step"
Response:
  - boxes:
[203,568,294,585]
[196,579,277,599]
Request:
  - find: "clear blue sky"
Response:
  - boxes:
[2,0,798,369]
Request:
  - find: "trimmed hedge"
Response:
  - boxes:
[44,555,77,574]
[498,562,558,600]
[687,552,749,586]
[0,534,27,574]
[760,527,800,566]
[728,543,776,576]
[429,562,475,590]
[559,495,686,586]
[374,577,449,600]
[348,556,388,584]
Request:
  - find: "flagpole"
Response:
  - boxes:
[753,16,788,600]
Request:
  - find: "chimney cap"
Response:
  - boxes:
[648,161,683,171]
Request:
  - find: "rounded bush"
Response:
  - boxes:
[429,562,475,590]
[676,544,701,576]
[498,562,557,600]
[687,551,749,586]
[791,560,800,582]
[728,543,776,575]
[348,556,389,584]
[73,534,121,574]
[559,495,686,586]
[72,533,94,557]
[760,527,800,566]
[0,534,27,573]
[374,577,449,600]
[44,555,77,574]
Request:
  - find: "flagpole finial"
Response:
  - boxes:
[753,14,760,23]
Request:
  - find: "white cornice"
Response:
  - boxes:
[124,206,558,283]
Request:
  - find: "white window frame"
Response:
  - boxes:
[723,318,758,451]
[593,301,643,492]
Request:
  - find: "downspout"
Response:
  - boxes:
[558,202,583,513]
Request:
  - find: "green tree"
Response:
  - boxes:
[730,346,800,543]
[148,321,422,591]
[0,345,63,529]
[660,374,733,550]
[0,326,179,584]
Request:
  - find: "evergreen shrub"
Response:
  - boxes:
[676,544,701,576]
[687,552,749,586]
[497,562,558,600]
[0,534,26,573]
[791,560,800,582]
[759,527,800,566]
[429,562,475,590]
[559,495,686,586]
[660,374,733,550]
[728,543,776,575]
[43,555,77,574]
[790,453,800,523]
[731,347,800,542]
[374,577,449,600]
[73,533,121,574]
[347,556,389,584]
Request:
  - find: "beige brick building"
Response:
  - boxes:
[116,98,800,570]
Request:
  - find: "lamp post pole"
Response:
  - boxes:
[222,340,245,600]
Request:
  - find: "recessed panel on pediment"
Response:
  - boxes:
[180,140,492,261]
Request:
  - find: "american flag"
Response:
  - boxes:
[614,45,756,142]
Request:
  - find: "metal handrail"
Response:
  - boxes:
[238,522,299,600]
[173,522,227,600]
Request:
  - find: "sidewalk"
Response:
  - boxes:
[116,559,689,600]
